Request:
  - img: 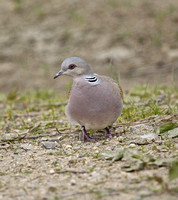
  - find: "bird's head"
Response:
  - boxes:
[54,57,93,79]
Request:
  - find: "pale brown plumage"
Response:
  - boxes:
[66,75,123,129]
[54,57,123,141]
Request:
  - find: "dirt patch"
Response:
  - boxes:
[0,114,177,200]
[0,0,178,93]
[0,86,178,200]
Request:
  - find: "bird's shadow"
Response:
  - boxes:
[72,130,122,142]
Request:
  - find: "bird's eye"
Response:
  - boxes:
[68,64,77,70]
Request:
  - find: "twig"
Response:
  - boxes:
[55,127,61,134]
[0,135,26,142]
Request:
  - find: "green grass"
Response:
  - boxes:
[160,123,178,133]
[120,85,177,122]
[0,85,177,132]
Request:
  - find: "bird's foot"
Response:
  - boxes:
[105,127,113,138]
[83,134,96,142]
[81,126,95,142]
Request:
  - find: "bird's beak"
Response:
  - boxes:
[54,70,64,79]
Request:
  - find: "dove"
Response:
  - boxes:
[54,57,123,142]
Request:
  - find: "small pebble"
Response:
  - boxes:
[2,134,12,140]
[140,133,157,139]
[117,136,124,142]
[49,169,55,174]
[42,142,57,149]
[65,145,72,149]
[27,118,31,122]
[73,146,81,150]
[41,137,48,141]
[20,144,33,150]
[71,179,76,185]
[59,119,64,124]
[51,131,57,135]
[129,143,136,148]
[90,171,100,177]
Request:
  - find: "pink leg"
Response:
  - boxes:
[105,127,113,138]
[81,126,95,142]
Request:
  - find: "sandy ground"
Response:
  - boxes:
[0,1,178,200]
[0,0,178,94]
[0,112,177,200]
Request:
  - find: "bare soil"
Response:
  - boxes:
[0,0,178,93]
[0,112,178,200]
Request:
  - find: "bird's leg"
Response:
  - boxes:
[105,127,113,138]
[81,126,95,142]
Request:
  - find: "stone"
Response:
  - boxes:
[42,141,57,149]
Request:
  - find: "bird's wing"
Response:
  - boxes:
[98,75,124,100]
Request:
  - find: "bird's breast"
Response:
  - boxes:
[65,78,123,128]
